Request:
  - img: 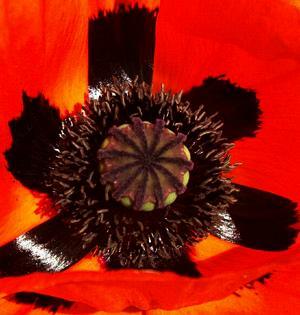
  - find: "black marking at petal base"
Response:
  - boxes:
[9,292,73,313]
[209,184,298,251]
[0,216,94,277]
[183,76,262,141]
[46,80,236,274]
[88,4,158,86]
[5,92,61,192]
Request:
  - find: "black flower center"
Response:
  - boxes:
[98,118,193,211]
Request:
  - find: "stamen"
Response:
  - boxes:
[45,79,235,273]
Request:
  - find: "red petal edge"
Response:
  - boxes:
[0,240,299,312]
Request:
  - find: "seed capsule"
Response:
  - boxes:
[98,118,193,211]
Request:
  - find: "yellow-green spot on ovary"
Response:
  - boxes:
[183,171,190,187]
[164,192,177,206]
[141,202,155,211]
[121,197,132,207]
[183,145,191,161]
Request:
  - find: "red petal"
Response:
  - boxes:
[153,0,300,91]
[0,238,300,315]
[0,235,299,312]
[231,71,300,202]
[153,0,300,202]
[146,259,300,314]
[0,1,88,116]
[0,1,89,244]
[42,1,88,112]
[0,298,33,315]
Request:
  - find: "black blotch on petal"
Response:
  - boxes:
[88,4,158,86]
[9,292,73,313]
[107,249,201,278]
[0,216,94,277]
[5,92,61,192]
[183,76,262,141]
[210,184,298,250]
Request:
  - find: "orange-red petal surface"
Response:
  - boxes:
[146,259,300,314]
[153,0,300,91]
[1,238,299,314]
[0,235,299,312]
[0,1,44,245]
[0,0,89,244]
[153,0,300,202]
[231,71,300,203]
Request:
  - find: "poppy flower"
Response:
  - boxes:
[0,0,300,314]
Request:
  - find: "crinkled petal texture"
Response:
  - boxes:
[0,0,300,313]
